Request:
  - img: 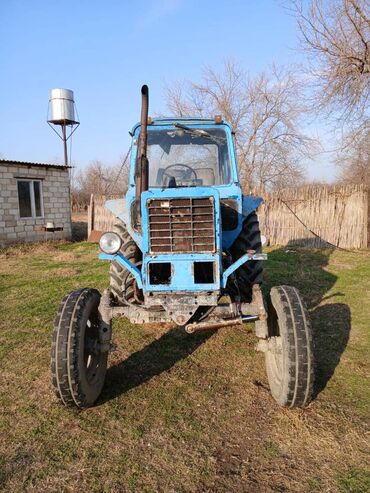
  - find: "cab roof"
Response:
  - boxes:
[131,117,233,135]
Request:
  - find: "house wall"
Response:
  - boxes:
[0,162,72,247]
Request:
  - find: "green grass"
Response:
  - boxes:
[336,468,370,493]
[0,242,369,492]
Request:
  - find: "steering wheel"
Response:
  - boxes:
[163,163,198,183]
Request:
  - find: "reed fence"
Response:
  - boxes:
[88,184,369,249]
[256,184,368,249]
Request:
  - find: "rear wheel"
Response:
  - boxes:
[109,221,142,305]
[51,288,108,408]
[265,285,314,408]
[228,211,263,302]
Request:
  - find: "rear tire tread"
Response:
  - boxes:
[109,222,141,305]
[228,212,263,302]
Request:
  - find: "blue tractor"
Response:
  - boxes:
[51,86,314,409]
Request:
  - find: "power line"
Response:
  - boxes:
[278,198,361,253]
[107,147,131,196]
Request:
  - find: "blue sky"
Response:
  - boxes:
[0,0,337,180]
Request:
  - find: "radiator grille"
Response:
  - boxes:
[148,197,215,253]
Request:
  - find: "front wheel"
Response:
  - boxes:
[264,285,314,408]
[51,288,108,408]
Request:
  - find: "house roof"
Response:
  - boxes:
[0,159,71,170]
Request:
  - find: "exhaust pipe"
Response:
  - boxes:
[135,84,149,227]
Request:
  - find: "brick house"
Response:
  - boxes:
[0,160,72,247]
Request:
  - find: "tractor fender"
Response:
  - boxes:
[242,195,263,218]
[222,195,263,250]
[105,198,143,250]
[105,198,127,223]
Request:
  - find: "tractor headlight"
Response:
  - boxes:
[99,232,122,254]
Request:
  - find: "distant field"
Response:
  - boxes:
[0,242,369,492]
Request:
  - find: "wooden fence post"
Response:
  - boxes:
[367,189,370,248]
[87,194,94,238]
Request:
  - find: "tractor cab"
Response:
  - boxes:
[101,115,263,325]
[135,119,234,189]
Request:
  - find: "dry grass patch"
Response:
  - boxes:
[0,243,369,492]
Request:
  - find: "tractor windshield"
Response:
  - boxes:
[145,127,232,187]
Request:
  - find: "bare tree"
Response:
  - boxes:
[71,156,129,210]
[166,60,313,191]
[336,127,370,185]
[292,0,370,126]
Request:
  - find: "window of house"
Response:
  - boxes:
[17,180,44,218]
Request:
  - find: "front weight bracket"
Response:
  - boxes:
[98,289,114,352]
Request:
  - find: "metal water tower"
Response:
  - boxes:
[47,88,79,167]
